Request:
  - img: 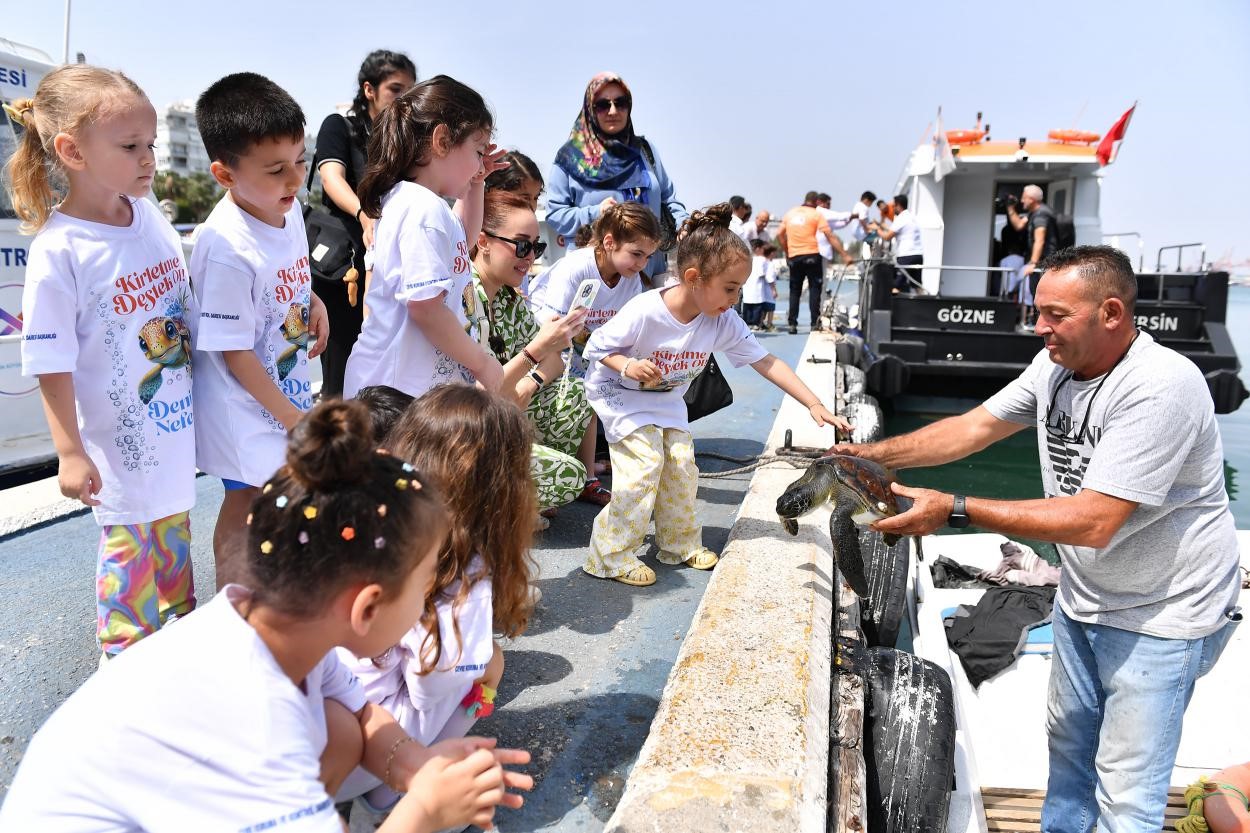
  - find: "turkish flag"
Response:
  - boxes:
[1096,104,1136,166]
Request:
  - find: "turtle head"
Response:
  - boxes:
[775,459,838,520]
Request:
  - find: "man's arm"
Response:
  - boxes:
[1025,226,1046,271]
[776,222,788,255]
[832,405,1026,469]
[875,485,1138,549]
[1006,204,1028,231]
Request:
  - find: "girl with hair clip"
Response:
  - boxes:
[6,66,198,658]
[343,75,509,401]
[312,49,417,396]
[465,189,592,521]
[337,385,538,814]
[582,204,852,586]
[527,201,660,505]
[1,400,534,833]
[484,149,544,210]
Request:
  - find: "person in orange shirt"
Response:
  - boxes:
[776,191,851,334]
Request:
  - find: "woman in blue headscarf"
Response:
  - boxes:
[545,72,687,279]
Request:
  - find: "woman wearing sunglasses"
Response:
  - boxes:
[546,72,687,280]
[464,190,594,522]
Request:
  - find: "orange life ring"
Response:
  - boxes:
[1048,129,1101,145]
[945,130,986,145]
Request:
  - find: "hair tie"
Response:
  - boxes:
[2,101,32,125]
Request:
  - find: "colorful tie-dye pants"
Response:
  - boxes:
[97,510,196,655]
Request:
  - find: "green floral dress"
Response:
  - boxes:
[464,269,593,509]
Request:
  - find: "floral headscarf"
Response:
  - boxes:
[553,72,651,192]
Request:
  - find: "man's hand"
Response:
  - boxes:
[1021,262,1037,277]
[871,483,953,537]
[308,293,329,359]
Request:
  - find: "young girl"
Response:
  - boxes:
[582,203,851,586]
[1,400,533,832]
[528,201,660,505]
[343,75,509,400]
[483,149,544,210]
[8,66,197,657]
[338,385,537,812]
[466,189,591,517]
[741,238,779,330]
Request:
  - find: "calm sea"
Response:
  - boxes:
[883,284,1250,534]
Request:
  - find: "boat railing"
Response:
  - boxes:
[1156,242,1206,273]
[1103,231,1145,271]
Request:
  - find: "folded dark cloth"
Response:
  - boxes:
[945,586,1056,687]
[932,555,996,589]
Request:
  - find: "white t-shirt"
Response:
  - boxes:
[0,586,367,832]
[341,556,494,745]
[744,219,771,243]
[729,214,751,245]
[816,207,852,261]
[20,198,196,525]
[742,255,778,305]
[584,288,769,442]
[849,201,870,241]
[343,182,474,399]
[191,197,312,487]
[528,246,645,378]
[889,209,924,257]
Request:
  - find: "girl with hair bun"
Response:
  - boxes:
[2,399,534,833]
[580,203,851,586]
[527,201,661,505]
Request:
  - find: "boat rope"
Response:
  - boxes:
[694,431,826,478]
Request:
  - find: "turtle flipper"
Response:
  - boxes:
[276,346,299,381]
[781,517,799,536]
[830,505,870,598]
[138,366,163,405]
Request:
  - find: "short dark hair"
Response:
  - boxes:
[893,193,909,210]
[804,190,818,204]
[729,195,746,210]
[355,385,415,444]
[484,149,543,194]
[817,192,831,203]
[196,72,305,168]
[1038,245,1138,314]
[861,190,876,202]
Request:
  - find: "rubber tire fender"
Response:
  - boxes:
[858,529,910,647]
[863,646,956,833]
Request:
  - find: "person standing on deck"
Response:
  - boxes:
[833,245,1242,833]
[747,208,772,242]
[777,191,851,334]
[1008,183,1059,281]
[873,193,924,292]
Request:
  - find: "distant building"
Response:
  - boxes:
[155,100,209,177]
[155,99,316,178]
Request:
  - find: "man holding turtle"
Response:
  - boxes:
[834,245,1242,833]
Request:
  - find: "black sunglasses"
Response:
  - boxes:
[484,231,546,259]
[593,95,631,114]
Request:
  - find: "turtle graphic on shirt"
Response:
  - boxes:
[137,315,192,405]
[276,302,308,381]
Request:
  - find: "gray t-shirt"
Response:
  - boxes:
[984,332,1240,638]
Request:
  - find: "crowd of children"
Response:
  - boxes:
[2,61,847,829]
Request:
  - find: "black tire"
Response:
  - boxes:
[864,647,956,833]
[858,529,910,647]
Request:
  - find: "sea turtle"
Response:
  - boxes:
[137,316,192,405]
[276,302,309,381]
[775,454,912,598]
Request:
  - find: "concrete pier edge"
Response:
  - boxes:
[605,333,844,833]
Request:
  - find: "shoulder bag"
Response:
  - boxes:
[685,354,733,422]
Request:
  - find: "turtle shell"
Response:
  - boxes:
[827,455,901,514]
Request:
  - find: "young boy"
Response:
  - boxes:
[191,73,327,588]
[742,240,780,331]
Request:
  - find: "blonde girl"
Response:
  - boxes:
[7,66,197,656]
[582,203,850,586]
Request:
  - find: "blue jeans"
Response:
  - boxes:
[1041,603,1241,832]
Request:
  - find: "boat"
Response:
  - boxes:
[845,117,1248,415]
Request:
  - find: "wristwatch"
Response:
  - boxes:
[947,494,971,529]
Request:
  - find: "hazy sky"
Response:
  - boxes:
[8,1,1249,266]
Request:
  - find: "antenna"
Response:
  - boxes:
[1072,101,1088,128]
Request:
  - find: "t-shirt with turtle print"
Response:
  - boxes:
[190,197,312,487]
[21,197,197,526]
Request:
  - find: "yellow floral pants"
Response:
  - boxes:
[585,425,702,578]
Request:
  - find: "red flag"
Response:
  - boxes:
[1096,104,1136,166]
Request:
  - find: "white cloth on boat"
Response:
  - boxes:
[983,331,1241,639]
[978,540,1061,587]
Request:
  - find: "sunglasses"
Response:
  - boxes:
[484,231,547,259]
[593,95,631,114]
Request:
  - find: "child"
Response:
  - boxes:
[338,385,537,812]
[0,400,534,832]
[9,66,197,657]
[759,243,781,331]
[483,149,544,210]
[582,203,850,586]
[343,75,508,401]
[527,202,660,505]
[741,238,779,330]
[190,73,328,590]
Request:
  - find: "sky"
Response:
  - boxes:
[7,0,1250,267]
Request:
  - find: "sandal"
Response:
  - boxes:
[683,548,719,570]
[535,514,550,532]
[576,479,612,506]
[611,564,656,586]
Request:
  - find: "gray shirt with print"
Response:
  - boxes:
[983,331,1239,639]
